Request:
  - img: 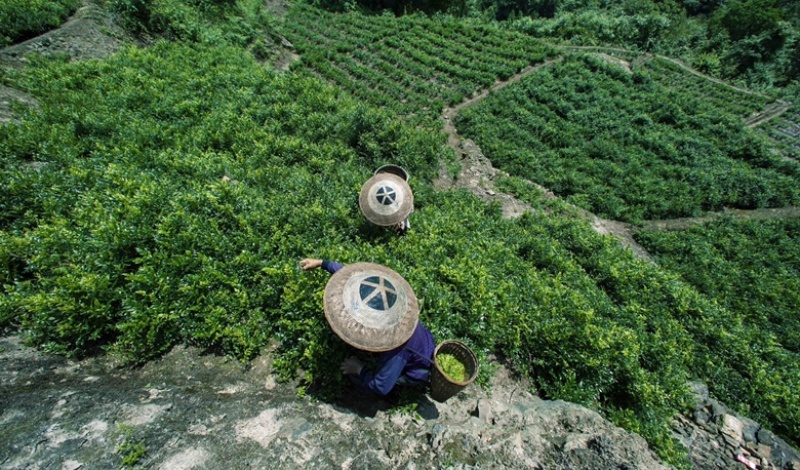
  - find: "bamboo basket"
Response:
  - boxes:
[430,340,479,402]
[374,164,409,181]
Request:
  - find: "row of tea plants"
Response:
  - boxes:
[635,217,800,443]
[455,53,800,223]
[641,56,774,117]
[282,4,556,125]
[636,217,800,356]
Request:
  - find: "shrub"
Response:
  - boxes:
[0,0,81,47]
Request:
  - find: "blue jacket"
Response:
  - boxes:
[322,260,436,395]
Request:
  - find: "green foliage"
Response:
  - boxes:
[2,2,800,463]
[502,0,800,88]
[759,103,800,160]
[118,440,146,467]
[510,6,671,51]
[0,44,710,455]
[494,175,573,214]
[113,0,153,32]
[311,0,470,16]
[0,0,81,47]
[712,0,785,43]
[115,425,146,468]
[436,353,467,382]
[0,42,439,361]
[455,53,800,222]
[112,0,277,53]
[636,218,800,353]
[283,4,557,125]
[635,217,800,443]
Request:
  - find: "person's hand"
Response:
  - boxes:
[340,356,364,376]
[300,258,322,271]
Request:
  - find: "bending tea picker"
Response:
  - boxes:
[300,258,435,396]
[359,165,414,235]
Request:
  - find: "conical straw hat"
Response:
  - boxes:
[358,173,414,226]
[323,263,419,352]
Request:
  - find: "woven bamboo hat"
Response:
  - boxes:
[323,262,419,352]
[358,173,414,226]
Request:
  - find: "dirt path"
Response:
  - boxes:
[0,1,129,69]
[564,46,772,99]
[653,54,770,99]
[744,99,792,127]
[639,206,800,232]
[436,59,563,219]
[0,0,132,125]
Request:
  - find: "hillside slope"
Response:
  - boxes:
[0,1,791,468]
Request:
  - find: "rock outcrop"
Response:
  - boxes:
[4,335,798,469]
[0,335,664,469]
[672,382,800,470]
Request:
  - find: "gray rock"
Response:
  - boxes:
[695,409,712,425]
[3,335,799,470]
[689,381,710,403]
[672,382,800,470]
[720,414,744,440]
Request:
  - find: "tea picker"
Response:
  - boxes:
[359,165,413,235]
[300,258,435,396]
[300,258,480,401]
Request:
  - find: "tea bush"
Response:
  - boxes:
[636,217,800,441]
[456,54,800,222]
[0,42,439,359]
[0,41,701,454]
[283,4,557,125]
[0,0,81,47]
[637,218,800,352]
[112,0,276,56]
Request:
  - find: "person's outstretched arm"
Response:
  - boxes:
[300,258,343,274]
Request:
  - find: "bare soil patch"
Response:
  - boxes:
[744,99,792,128]
[639,206,800,232]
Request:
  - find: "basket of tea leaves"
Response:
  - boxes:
[430,340,479,402]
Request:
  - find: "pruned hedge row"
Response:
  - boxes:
[455,54,800,223]
[0,42,440,359]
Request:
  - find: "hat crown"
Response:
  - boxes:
[359,275,398,310]
[375,186,397,205]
